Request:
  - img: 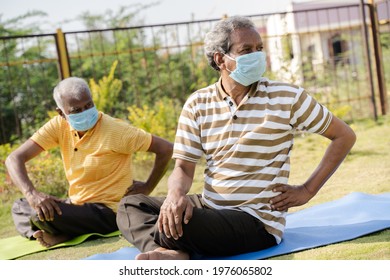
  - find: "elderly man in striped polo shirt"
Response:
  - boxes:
[117,16,356,260]
[6,77,173,248]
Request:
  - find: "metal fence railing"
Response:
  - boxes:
[63,20,218,106]
[1,1,389,144]
[0,33,60,143]
[377,0,390,115]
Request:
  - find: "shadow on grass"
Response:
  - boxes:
[348,149,382,158]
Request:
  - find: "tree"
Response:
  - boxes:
[0,11,59,144]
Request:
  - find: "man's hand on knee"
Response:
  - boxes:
[158,194,193,240]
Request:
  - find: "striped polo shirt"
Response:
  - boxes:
[173,77,332,243]
[30,112,152,212]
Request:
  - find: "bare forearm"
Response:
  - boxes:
[144,153,172,193]
[5,139,44,201]
[139,135,174,194]
[304,127,356,196]
[270,117,356,211]
[167,165,194,196]
[5,154,37,199]
[159,160,196,238]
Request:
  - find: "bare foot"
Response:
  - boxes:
[135,247,190,260]
[33,230,70,248]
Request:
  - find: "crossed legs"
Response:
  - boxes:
[116,194,276,260]
[12,198,118,247]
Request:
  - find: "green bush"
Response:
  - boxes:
[127,97,181,161]
[90,60,123,116]
[26,149,68,198]
[0,143,67,199]
[0,144,17,202]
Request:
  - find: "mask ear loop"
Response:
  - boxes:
[224,53,236,61]
[223,53,236,73]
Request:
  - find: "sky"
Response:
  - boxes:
[1,0,300,32]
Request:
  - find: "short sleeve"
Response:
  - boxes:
[172,98,203,162]
[30,116,63,150]
[290,89,333,134]
[118,125,152,154]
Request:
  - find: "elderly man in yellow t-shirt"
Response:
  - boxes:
[5,77,173,248]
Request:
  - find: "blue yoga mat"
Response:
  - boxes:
[85,192,390,260]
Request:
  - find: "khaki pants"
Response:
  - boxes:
[116,194,276,259]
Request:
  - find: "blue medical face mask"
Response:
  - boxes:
[66,106,99,132]
[225,51,267,86]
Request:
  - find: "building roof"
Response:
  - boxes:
[290,0,363,31]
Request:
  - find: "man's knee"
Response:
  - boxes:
[118,193,150,209]
[116,194,155,230]
[12,198,38,225]
[117,194,148,221]
[12,198,32,215]
[11,198,37,239]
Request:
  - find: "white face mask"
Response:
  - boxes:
[224,51,267,86]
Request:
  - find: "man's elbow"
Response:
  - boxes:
[346,125,357,150]
[163,141,174,160]
[5,152,17,170]
[155,139,173,160]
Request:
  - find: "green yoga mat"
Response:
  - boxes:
[0,230,121,260]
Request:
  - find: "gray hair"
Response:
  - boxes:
[204,16,256,71]
[53,77,91,111]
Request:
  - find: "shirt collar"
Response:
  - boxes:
[216,77,260,101]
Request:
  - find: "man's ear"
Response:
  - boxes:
[214,52,226,70]
[56,107,66,119]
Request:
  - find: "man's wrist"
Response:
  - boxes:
[24,188,37,198]
[302,182,318,199]
[167,187,187,198]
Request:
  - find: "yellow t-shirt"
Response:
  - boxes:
[30,112,152,212]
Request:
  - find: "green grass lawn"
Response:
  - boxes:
[0,115,389,260]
